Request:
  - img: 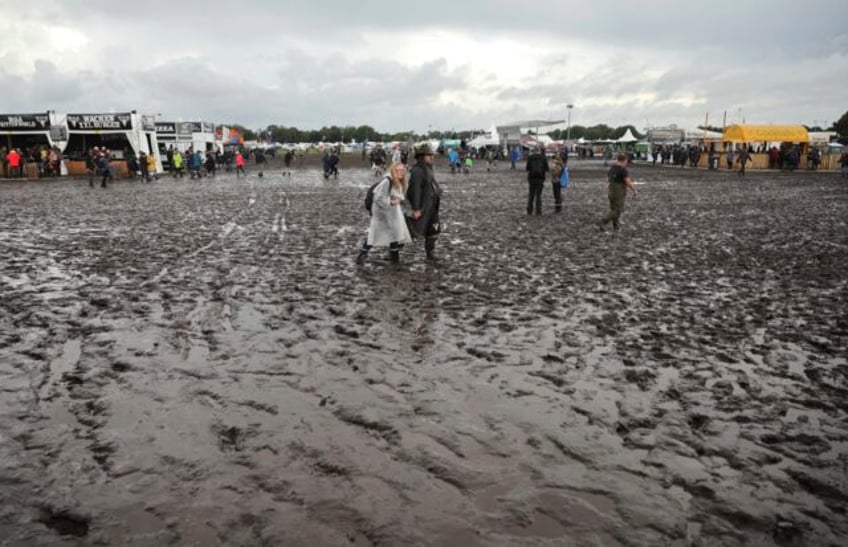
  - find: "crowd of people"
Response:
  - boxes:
[1,145,64,178]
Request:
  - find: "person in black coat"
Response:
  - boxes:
[406,143,442,260]
[525,145,549,215]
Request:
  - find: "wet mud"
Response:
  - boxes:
[1,162,846,546]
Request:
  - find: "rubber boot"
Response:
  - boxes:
[356,243,370,265]
[389,249,400,263]
[425,237,437,260]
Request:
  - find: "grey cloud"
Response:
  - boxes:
[2,0,846,132]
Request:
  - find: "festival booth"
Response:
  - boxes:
[720,124,809,170]
[157,121,216,155]
[64,112,161,177]
[0,112,68,177]
[808,131,842,170]
[497,119,563,152]
[468,125,500,151]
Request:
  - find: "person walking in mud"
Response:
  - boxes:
[255,148,267,178]
[356,162,412,265]
[172,149,185,178]
[201,151,214,178]
[139,150,149,181]
[406,143,442,261]
[283,149,294,176]
[841,149,848,178]
[166,146,174,176]
[146,152,158,181]
[598,153,637,231]
[737,146,751,177]
[525,145,549,215]
[85,147,98,187]
[98,149,113,188]
[235,150,246,177]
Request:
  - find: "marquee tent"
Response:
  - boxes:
[468,125,500,148]
[617,128,638,143]
[723,125,808,143]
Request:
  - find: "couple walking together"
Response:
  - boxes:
[357,143,441,264]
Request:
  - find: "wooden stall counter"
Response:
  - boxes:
[65,160,129,178]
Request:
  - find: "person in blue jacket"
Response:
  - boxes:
[447,148,460,174]
[510,145,522,170]
[189,149,203,179]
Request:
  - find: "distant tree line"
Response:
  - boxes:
[546,125,644,141]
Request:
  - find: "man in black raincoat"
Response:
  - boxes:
[406,143,442,260]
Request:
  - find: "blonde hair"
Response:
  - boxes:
[388,162,407,193]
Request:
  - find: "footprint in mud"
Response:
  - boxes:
[333,407,400,445]
[89,439,116,470]
[36,506,90,538]
[623,368,657,390]
[211,422,259,452]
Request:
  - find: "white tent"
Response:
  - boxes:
[468,124,500,148]
[617,128,638,143]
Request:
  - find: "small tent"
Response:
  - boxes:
[617,128,638,143]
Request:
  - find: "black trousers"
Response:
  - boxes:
[551,182,562,212]
[527,180,543,214]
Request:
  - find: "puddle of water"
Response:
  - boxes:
[474,482,514,512]
[235,304,266,332]
[52,339,82,379]
[507,510,568,538]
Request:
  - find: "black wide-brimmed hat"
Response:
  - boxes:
[414,142,435,156]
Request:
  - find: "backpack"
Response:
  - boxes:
[364,176,391,214]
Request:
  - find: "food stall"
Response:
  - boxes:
[721,124,809,170]
[64,112,161,177]
[0,112,67,177]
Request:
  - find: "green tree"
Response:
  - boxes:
[584,124,613,140]
[829,110,848,136]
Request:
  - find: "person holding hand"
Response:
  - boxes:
[356,162,412,265]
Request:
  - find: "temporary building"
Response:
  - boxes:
[722,124,808,143]
[0,112,65,151]
[157,121,216,153]
[496,119,564,146]
[64,112,161,175]
[65,112,160,158]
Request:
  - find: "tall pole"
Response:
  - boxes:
[566,104,574,146]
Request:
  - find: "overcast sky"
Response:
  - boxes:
[1,0,845,134]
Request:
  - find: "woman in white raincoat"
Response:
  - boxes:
[356,162,412,264]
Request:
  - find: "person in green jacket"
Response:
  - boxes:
[172,150,184,178]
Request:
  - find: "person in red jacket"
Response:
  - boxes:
[235,150,246,177]
[6,148,21,178]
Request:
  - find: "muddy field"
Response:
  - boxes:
[1,161,846,546]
